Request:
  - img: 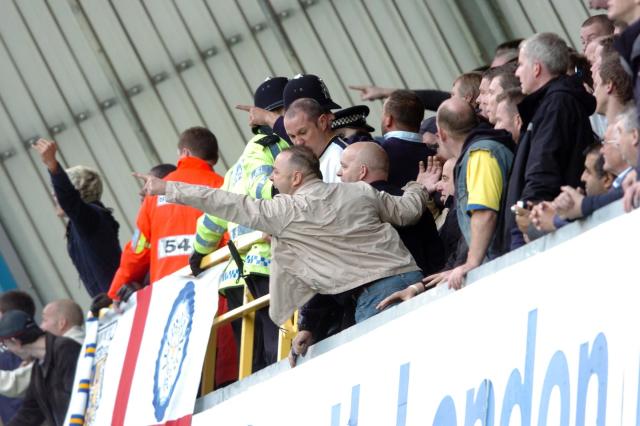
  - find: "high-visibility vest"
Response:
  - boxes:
[193,133,290,293]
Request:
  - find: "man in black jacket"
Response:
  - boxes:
[33,139,121,297]
[501,32,597,253]
[0,310,80,426]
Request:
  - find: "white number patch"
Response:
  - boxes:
[158,235,194,258]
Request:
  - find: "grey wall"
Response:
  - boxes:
[0,0,594,307]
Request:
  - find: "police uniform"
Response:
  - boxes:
[192,77,289,371]
[331,105,375,145]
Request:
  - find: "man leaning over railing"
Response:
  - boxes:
[135,145,436,364]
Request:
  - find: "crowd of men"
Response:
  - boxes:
[2,0,640,423]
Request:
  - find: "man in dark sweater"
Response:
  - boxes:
[380,90,436,188]
[33,139,121,297]
[501,33,597,253]
[0,310,81,426]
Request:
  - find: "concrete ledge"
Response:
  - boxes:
[195,200,625,413]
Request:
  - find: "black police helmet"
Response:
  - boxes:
[254,77,289,111]
[283,74,341,111]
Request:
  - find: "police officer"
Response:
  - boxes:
[191,77,290,372]
[331,105,376,145]
[237,74,344,147]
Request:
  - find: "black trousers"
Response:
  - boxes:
[225,274,278,373]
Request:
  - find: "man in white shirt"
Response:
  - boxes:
[283,98,347,183]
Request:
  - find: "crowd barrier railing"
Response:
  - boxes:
[198,232,297,395]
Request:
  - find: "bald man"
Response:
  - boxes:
[40,299,85,344]
[338,142,444,275]
[380,98,514,306]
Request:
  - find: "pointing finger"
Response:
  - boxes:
[235,104,252,112]
[132,172,151,182]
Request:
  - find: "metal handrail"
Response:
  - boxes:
[198,232,297,395]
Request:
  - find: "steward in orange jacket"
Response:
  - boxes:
[108,127,224,299]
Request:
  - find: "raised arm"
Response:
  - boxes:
[147,178,288,236]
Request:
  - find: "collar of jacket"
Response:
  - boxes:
[288,178,324,196]
[383,130,422,143]
[517,77,558,126]
[517,74,596,127]
[176,156,213,171]
[369,180,401,195]
[40,333,55,377]
[252,124,275,136]
[457,123,515,162]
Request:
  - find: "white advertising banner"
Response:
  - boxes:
[193,209,640,425]
[65,263,223,426]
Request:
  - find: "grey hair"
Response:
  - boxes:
[616,105,640,133]
[521,33,569,76]
[65,165,103,203]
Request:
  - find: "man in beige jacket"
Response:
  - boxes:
[136,145,431,327]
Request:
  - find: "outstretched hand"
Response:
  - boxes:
[236,104,279,128]
[416,157,442,193]
[133,172,167,196]
[348,85,393,101]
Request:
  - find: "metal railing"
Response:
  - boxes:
[198,232,297,395]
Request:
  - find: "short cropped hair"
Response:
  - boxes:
[597,35,616,57]
[149,163,177,179]
[521,33,569,76]
[599,54,633,103]
[581,14,615,34]
[178,127,219,164]
[583,142,607,179]
[437,102,478,137]
[384,90,425,132]
[482,65,504,82]
[0,291,36,316]
[495,39,524,56]
[494,39,523,63]
[616,105,640,133]
[453,72,482,103]
[496,88,525,115]
[285,98,329,124]
[493,62,521,91]
[284,145,322,179]
[65,166,103,204]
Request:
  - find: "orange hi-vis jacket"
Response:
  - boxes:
[108,156,224,299]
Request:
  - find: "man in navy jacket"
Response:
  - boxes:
[33,139,121,297]
[380,90,436,188]
[500,33,596,253]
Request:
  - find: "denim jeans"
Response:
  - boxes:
[354,270,424,323]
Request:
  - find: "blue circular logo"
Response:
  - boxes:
[153,281,195,421]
